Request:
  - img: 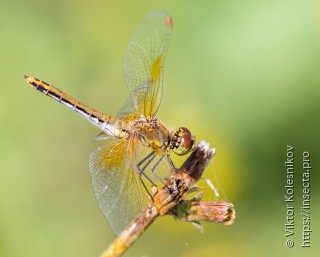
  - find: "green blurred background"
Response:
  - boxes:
[1,0,319,256]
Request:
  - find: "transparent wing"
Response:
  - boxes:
[116,95,136,119]
[123,10,173,118]
[89,140,146,235]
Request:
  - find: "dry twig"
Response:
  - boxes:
[100,141,235,257]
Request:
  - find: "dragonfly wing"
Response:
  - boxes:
[116,95,136,119]
[123,10,173,118]
[89,140,146,235]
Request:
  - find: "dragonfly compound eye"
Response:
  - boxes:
[172,127,195,155]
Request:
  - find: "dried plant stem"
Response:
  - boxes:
[100,141,215,257]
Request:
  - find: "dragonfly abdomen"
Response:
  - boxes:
[24,75,130,139]
[101,117,131,139]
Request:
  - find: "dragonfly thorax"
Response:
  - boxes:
[134,117,171,151]
[134,118,195,156]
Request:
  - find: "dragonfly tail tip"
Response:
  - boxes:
[24,75,32,84]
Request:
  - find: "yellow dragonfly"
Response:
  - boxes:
[25,10,195,235]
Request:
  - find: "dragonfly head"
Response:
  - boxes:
[171,127,195,155]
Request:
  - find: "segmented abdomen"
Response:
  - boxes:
[24,75,131,139]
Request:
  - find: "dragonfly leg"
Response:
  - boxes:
[137,151,176,195]
[140,152,169,184]
[150,154,166,181]
[149,153,177,194]
[138,151,170,189]
[166,152,177,172]
[138,176,155,203]
[137,151,157,186]
[135,151,159,201]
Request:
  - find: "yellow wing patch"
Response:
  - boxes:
[151,56,162,84]
[98,140,126,166]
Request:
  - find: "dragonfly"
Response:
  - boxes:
[24,10,195,235]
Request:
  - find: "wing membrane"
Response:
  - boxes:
[89,140,145,235]
[123,10,173,118]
